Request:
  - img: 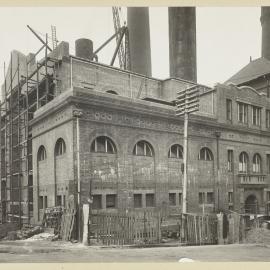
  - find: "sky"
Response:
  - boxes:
[0,7,262,89]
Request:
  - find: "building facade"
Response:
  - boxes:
[27,46,270,223]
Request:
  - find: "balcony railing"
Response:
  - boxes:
[238,174,266,185]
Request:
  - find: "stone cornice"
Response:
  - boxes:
[30,87,270,140]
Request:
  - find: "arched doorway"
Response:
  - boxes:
[245,194,258,214]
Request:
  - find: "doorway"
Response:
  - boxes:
[245,194,258,214]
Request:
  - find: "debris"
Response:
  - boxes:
[244,228,270,245]
[4,225,44,241]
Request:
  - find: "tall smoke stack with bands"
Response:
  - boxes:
[261,7,270,60]
[168,7,197,82]
[127,7,152,77]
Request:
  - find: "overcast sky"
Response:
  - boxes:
[0,7,262,89]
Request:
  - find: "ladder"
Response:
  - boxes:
[51,25,58,50]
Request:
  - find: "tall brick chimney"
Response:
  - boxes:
[261,7,270,60]
[168,7,197,82]
[127,7,152,77]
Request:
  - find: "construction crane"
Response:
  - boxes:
[112,7,131,70]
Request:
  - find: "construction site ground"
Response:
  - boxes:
[0,238,270,262]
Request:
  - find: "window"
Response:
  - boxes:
[198,147,213,161]
[169,193,176,206]
[92,195,102,209]
[55,138,66,156]
[133,140,154,157]
[199,192,205,204]
[253,153,262,173]
[39,196,47,210]
[267,191,270,201]
[226,99,232,121]
[206,192,214,204]
[266,110,270,128]
[267,154,270,174]
[237,102,248,124]
[134,194,142,208]
[227,150,233,172]
[168,144,183,159]
[39,196,43,209]
[146,193,155,207]
[44,196,48,208]
[91,136,116,154]
[179,193,182,205]
[56,195,62,206]
[239,152,248,172]
[37,145,46,161]
[228,192,233,204]
[252,106,261,126]
[106,194,116,209]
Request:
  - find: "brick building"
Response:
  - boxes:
[21,42,270,223]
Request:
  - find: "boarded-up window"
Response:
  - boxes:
[134,194,142,208]
[106,194,117,209]
[169,193,176,206]
[146,193,155,207]
[92,195,102,209]
[199,192,205,204]
[207,192,214,204]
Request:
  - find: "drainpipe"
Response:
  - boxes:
[73,109,83,241]
[215,131,221,212]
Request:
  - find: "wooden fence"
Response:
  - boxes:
[90,211,161,245]
[180,213,218,245]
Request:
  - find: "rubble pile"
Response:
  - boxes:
[5,225,44,240]
[244,227,270,245]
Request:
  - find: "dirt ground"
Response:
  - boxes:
[0,238,270,262]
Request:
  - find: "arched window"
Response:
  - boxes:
[37,145,47,161]
[239,152,248,172]
[106,90,118,95]
[55,138,66,156]
[198,147,213,161]
[133,140,154,157]
[168,144,183,159]
[90,136,116,154]
[253,153,262,173]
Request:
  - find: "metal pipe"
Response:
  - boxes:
[110,28,126,66]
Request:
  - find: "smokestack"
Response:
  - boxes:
[168,7,197,82]
[75,38,93,60]
[127,7,152,76]
[261,7,270,60]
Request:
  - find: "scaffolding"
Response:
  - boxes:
[0,32,60,227]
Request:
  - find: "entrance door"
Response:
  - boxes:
[245,195,258,214]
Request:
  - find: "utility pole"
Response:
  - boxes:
[73,109,83,242]
[175,85,200,213]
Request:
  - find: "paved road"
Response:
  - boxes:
[0,240,269,262]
